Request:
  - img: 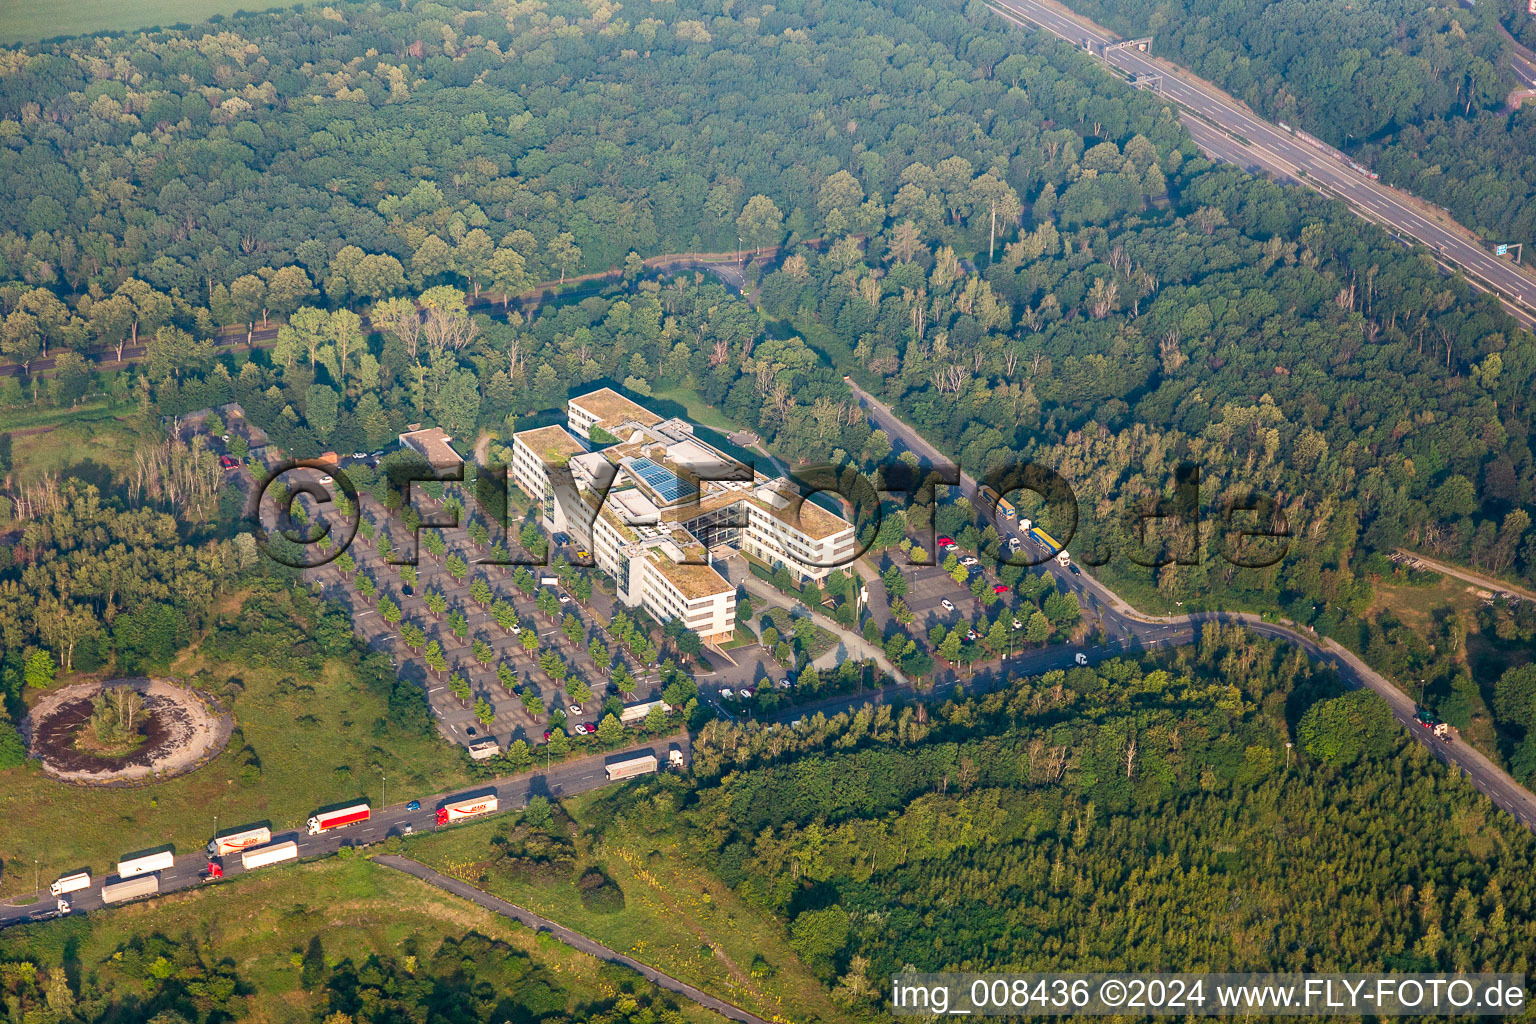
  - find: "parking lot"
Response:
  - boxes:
[251,464,668,754]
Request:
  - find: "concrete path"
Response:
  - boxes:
[373,856,772,1024]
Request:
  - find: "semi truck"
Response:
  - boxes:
[241,841,300,871]
[668,746,685,769]
[117,850,175,877]
[977,485,1016,519]
[307,802,371,835]
[605,753,658,781]
[50,872,91,897]
[436,793,498,825]
[101,874,160,905]
[208,826,272,857]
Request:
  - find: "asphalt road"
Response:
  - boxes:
[843,378,1536,836]
[987,0,1536,330]
[0,738,686,930]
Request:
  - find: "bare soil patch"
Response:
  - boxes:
[22,678,232,784]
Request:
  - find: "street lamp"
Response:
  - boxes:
[380,772,387,810]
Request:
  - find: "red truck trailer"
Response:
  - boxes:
[306,802,370,835]
[436,793,498,826]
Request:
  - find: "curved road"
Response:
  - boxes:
[845,378,1536,834]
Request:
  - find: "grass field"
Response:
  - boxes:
[0,0,285,43]
[0,856,721,1024]
[0,644,470,899]
[407,791,842,1024]
[4,404,144,485]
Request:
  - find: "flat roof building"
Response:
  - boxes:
[513,388,858,647]
[399,427,464,470]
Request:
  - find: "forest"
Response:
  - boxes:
[1056,0,1536,246]
[0,907,699,1024]
[582,627,1536,1010]
[0,0,1531,754]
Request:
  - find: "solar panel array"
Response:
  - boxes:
[629,457,696,502]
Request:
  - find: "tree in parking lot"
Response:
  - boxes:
[423,641,446,676]
[449,673,471,703]
[400,622,426,650]
[424,590,447,618]
[507,739,532,769]
[378,597,401,626]
[519,628,539,657]
[562,614,584,646]
[446,554,468,582]
[448,610,469,640]
[881,565,908,598]
[423,531,446,561]
[358,575,377,599]
[536,589,560,620]
[521,692,545,720]
[548,730,571,758]
[336,552,355,576]
[613,665,637,695]
[470,578,492,606]
[566,678,593,704]
[597,713,624,745]
[473,638,495,665]
[1025,611,1051,644]
[474,696,496,728]
[497,663,518,693]
[938,631,962,664]
[589,637,611,674]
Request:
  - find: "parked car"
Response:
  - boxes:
[218,455,238,469]
[993,584,1010,594]
[406,800,420,812]
[739,688,754,698]
[720,688,734,699]
[940,599,956,612]
[938,536,956,547]
[1012,618,1023,629]
[558,593,572,604]
[543,730,552,741]
[580,722,597,735]
[961,556,979,567]
[568,704,582,716]
[401,583,414,596]
[319,474,333,485]
[1069,564,1082,575]
[576,549,590,560]
[966,628,980,641]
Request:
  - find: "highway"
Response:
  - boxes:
[986,0,1536,330]
[0,738,685,930]
[842,378,1536,836]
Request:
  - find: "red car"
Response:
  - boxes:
[219,455,238,469]
[993,584,1010,594]
[938,537,955,547]
[543,730,552,742]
